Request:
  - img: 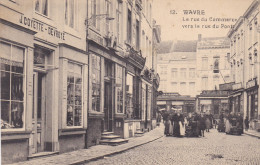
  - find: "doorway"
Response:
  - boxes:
[32,71,46,153]
[104,81,113,132]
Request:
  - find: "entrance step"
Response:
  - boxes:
[99,139,129,146]
[101,132,114,136]
[28,151,59,160]
[101,135,121,140]
[101,131,128,146]
[135,130,145,137]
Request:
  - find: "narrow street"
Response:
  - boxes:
[87,129,260,165]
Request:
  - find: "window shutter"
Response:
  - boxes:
[88,55,93,112]
[122,67,125,114]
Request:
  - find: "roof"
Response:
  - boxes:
[157,41,174,54]
[167,52,196,61]
[172,40,197,52]
[197,37,230,49]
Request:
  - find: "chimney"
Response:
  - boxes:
[198,34,202,41]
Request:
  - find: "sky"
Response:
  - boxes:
[152,0,255,41]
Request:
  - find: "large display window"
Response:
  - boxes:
[1,41,25,130]
[67,62,82,126]
[91,54,101,112]
[116,65,123,113]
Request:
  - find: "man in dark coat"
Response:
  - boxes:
[199,113,206,137]
[236,113,243,134]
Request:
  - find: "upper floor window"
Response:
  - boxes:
[35,0,48,16]
[202,57,208,70]
[136,19,140,50]
[116,1,123,44]
[65,0,77,29]
[127,9,132,44]
[213,57,220,71]
[171,68,177,79]
[180,68,186,79]
[189,68,195,78]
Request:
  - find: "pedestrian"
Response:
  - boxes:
[244,116,249,131]
[164,115,170,136]
[225,113,232,134]
[205,115,211,132]
[199,113,206,137]
[236,113,243,134]
[173,112,182,137]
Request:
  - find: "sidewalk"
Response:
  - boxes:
[243,129,260,139]
[10,125,164,165]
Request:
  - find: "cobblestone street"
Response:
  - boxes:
[87,129,260,165]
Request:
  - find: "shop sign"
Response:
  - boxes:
[157,101,166,105]
[200,100,212,104]
[232,82,242,90]
[171,101,183,105]
[19,15,65,40]
[221,99,229,103]
[219,83,234,90]
[184,101,194,105]
[246,79,257,89]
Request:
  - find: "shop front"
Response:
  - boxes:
[246,78,259,131]
[229,82,244,115]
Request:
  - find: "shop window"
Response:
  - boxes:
[65,0,77,29]
[141,83,146,121]
[35,0,48,16]
[126,74,134,118]
[1,41,25,129]
[67,62,82,126]
[116,65,123,113]
[92,54,101,112]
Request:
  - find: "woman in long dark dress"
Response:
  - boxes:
[199,113,206,137]
[173,113,183,137]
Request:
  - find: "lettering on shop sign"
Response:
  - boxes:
[246,79,256,89]
[232,83,242,90]
[19,15,65,40]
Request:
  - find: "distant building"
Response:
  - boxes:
[157,40,197,96]
[196,35,231,94]
[157,93,196,115]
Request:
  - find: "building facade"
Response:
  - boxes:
[157,93,196,115]
[1,0,88,163]
[157,40,197,97]
[1,0,160,163]
[227,0,260,131]
[196,35,231,94]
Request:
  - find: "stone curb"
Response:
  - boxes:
[70,135,164,165]
[244,132,260,139]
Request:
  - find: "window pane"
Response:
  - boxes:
[69,0,74,28]
[42,0,48,16]
[1,71,10,100]
[0,42,11,61]
[11,102,24,128]
[35,0,40,12]
[65,0,68,25]
[11,73,24,101]
[1,101,10,129]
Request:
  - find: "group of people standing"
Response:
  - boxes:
[163,112,214,137]
[218,112,244,135]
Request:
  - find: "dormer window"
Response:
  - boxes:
[249,53,252,60]
[249,23,252,30]
[254,18,258,25]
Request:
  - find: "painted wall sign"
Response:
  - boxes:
[246,79,257,89]
[19,15,65,40]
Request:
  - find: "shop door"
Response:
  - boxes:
[32,72,46,153]
[104,82,113,132]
